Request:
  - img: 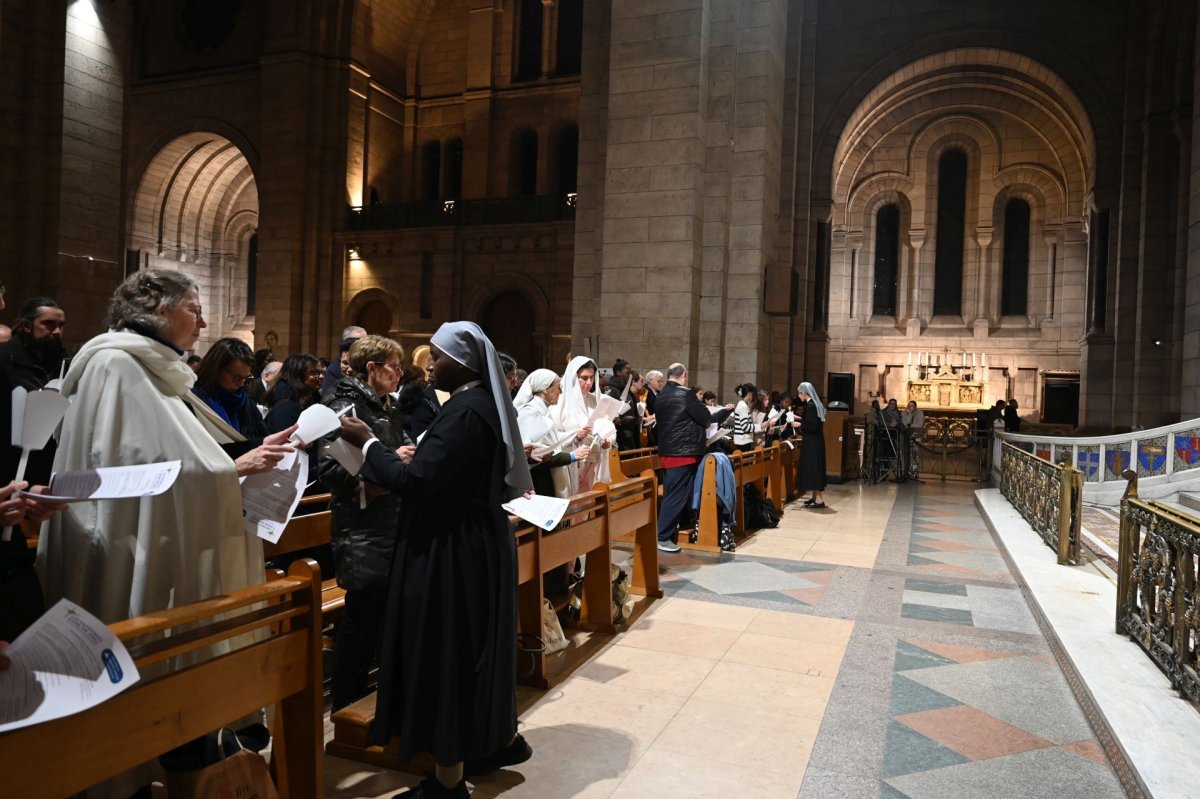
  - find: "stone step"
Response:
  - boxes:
[325,693,434,775]
[1178,492,1200,513]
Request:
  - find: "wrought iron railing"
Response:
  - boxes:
[999,442,1081,564]
[1117,472,1200,708]
[347,194,576,231]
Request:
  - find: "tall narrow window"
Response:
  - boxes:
[1001,198,1031,316]
[444,139,463,200]
[421,141,441,201]
[420,252,433,320]
[556,0,583,76]
[557,126,578,195]
[246,233,258,315]
[873,204,900,317]
[933,149,967,316]
[511,130,538,197]
[515,0,543,82]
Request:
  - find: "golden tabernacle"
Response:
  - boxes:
[906,359,988,410]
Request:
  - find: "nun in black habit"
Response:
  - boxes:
[338,321,534,799]
[796,381,828,509]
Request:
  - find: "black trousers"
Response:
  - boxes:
[658,462,699,542]
[332,586,388,712]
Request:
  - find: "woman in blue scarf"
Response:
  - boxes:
[192,337,268,439]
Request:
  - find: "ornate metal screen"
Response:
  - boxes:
[998,442,1081,564]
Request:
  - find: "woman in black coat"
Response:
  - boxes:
[338,321,534,799]
[317,334,411,711]
[796,381,827,509]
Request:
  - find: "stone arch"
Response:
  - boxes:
[843,172,914,231]
[819,42,1108,204]
[463,272,552,335]
[991,165,1066,226]
[128,130,259,346]
[345,287,401,333]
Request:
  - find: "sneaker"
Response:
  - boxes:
[464,734,533,777]
[657,540,682,553]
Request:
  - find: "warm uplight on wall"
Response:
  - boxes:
[348,245,361,260]
[443,200,457,214]
[566,192,578,208]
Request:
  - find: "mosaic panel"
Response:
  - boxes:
[1136,436,1168,477]
[1104,444,1130,480]
[1173,428,1200,473]
[1076,446,1100,482]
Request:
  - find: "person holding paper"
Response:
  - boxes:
[796,382,828,508]
[552,355,608,495]
[39,269,293,797]
[338,321,534,799]
[731,383,759,452]
[513,369,591,497]
[317,335,413,711]
[603,362,643,451]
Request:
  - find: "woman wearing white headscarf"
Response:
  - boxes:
[551,355,610,495]
[338,321,534,799]
[514,368,591,497]
[796,381,827,508]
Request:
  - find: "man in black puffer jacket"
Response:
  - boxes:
[655,363,733,552]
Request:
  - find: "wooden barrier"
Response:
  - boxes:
[262,495,345,622]
[601,471,662,600]
[781,441,801,502]
[684,444,786,553]
[0,560,325,799]
[608,446,661,483]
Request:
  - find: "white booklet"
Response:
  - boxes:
[22,461,182,503]
[502,494,571,531]
[0,599,140,733]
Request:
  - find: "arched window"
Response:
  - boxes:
[933,149,967,316]
[444,139,463,200]
[873,204,900,317]
[1001,198,1031,316]
[511,130,538,197]
[557,126,578,195]
[515,0,543,82]
[421,140,441,201]
[556,0,583,76]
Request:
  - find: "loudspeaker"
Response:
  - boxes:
[827,372,855,407]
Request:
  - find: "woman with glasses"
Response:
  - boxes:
[317,334,413,710]
[265,352,324,435]
[191,337,268,439]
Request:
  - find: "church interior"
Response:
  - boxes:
[4,1,1200,797]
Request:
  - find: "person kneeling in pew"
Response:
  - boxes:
[339,321,535,799]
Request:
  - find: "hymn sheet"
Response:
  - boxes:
[241,450,307,543]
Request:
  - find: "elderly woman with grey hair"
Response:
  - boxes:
[40,269,296,794]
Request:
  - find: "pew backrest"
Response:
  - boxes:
[0,560,324,799]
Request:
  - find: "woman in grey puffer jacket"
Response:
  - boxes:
[318,334,413,711]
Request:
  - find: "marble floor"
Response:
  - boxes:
[326,480,1130,799]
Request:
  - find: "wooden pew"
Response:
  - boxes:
[600,471,662,601]
[608,446,661,482]
[781,440,801,502]
[0,560,324,799]
[262,493,345,622]
[685,444,784,552]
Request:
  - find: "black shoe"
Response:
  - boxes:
[807,502,826,510]
[392,776,469,799]
[803,498,816,507]
[464,734,533,777]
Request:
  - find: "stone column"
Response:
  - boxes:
[462,2,500,199]
[907,231,926,336]
[1182,9,1200,418]
[540,0,557,78]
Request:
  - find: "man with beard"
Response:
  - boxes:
[1,297,67,485]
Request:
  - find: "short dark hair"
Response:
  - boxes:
[16,296,61,324]
[253,348,273,375]
[498,351,517,375]
[186,355,203,366]
[339,337,358,355]
[702,390,716,401]
[735,383,758,399]
[613,358,629,374]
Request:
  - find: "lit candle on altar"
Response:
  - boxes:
[972,352,977,367]
[982,352,987,367]
[961,351,966,367]
[907,351,912,366]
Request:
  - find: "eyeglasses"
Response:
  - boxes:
[306,368,325,377]
[227,368,254,384]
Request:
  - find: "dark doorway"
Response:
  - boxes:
[1041,377,1080,427]
[480,291,538,371]
[356,299,393,335]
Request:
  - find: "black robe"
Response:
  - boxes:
[797,402,827,492]
[362,385,517,765]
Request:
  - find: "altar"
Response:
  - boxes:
[906,351,989,411]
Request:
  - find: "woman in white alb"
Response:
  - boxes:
[513,369,590,497]
[552,356,611,495]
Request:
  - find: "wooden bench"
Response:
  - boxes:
[608,446,662,483]
[262,493,346,622]
[0,560,324,799]
[327,474,663,771]
[686,444,785,553]
[780,440,802,502]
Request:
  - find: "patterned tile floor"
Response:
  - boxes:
[326,480,1128,798]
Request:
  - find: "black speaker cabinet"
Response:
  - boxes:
[827,372,855,408]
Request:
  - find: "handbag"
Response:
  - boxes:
[162,725,278,799]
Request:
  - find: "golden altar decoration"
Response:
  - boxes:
[906,359,987,410]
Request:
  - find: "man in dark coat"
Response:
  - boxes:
[604,359,641,450]
[323,325,366,391]
[654,363,732,552]
[339,321,534,799]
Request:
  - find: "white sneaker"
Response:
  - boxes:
[657,540,682,553]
